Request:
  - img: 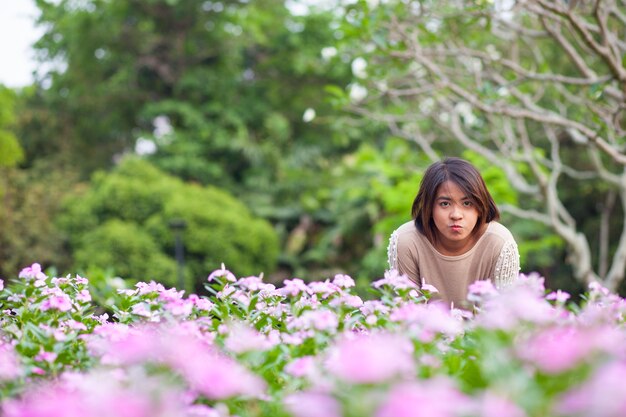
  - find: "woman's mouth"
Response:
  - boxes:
[450,225,462,231]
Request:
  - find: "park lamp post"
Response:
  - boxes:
[168,219,187,291]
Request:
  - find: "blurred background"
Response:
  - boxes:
[1,0,625,298]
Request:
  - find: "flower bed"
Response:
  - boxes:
[0,263,625,417]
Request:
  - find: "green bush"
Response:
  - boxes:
[59,157,279,290]
[74,219,178,284]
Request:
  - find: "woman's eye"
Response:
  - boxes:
[439,201,450,207]
[463,201,473,207]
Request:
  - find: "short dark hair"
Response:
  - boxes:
[411,157,500,243]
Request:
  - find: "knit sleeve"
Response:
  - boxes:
[493,240,520,289]
[387,229,399,270]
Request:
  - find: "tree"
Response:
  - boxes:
[21,0,377,281]
[58,157,280,291]
[0,87,24,171]
[338,0,626,291]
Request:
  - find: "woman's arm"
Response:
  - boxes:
[387,229,399,270]
[387,229,420,285]
[493,240,520,289]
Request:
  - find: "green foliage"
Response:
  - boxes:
[331,0,626,292]
[59,157,280,290]
[0,164,77,280]
[289,137,430,281]
[11,0,612,295]
[74,219,178,284]
[0,86,24,169]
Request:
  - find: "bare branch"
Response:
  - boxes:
[538,14,598,78]
[598,190,616,277]
[533,0,626,83]
[606,174,626,289]
[388,120,440,162]
[500,204,552,225]
[446,108,540,194]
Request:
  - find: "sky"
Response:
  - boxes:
[0,0,42,88]
[0,0,335,89]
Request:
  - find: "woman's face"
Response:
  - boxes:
[432,180,480,253]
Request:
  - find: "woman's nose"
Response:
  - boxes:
[450,205,462,219]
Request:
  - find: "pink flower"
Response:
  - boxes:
[0,343,21,381]
[421,283,440,294]
[136,281,166,295]
[332,274,355,288]
[207,263,236,283]
[373,269,418,291]
[475,392,526,417]
[475,285,556,330]
[19,263,47,281]
[557,360,626,417]
[216,284,236,299]
[390,302,463,338]
[64,320,88,331]
[74,274,88,285]
[41,293,73,312]
[35,350,57,363]
[307,280,341,298]
[278,278,310,297]
[360,300,390,316]
[3,386,87,417]
[76,289,92,303]
[376,378,470,417]
[516,272,546,294]
[3,369,192,417]
[230,290,250,307]
[281,332,306,345]
[181,354,266,399]
[94,313,110,324]
[289,310,339,332]
[224,322,276,353]
[157,287,185,303]
[185,404,222,417]
[588,281,610,297]
[546,290,570,303]
[329,294,364,308]
[326,332,414,384]
[237,276,265,291]
[284,356,316,378]
[467,280,497,303]
[88,322,265,401]
[188,294,215,312]
[518,325,624,374]
[164,299,193,317]
[0,279,4,291]
[31,367,46,375]
[131,303,153,318]
[284,391,342,417]
[51,276,70,286]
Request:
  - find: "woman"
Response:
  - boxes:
[387,157,519,308]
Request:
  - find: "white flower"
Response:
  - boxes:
[349,83,368,102]
[419,97,435,114]
[469,57,483,72]
[321,46,338,61]
[351,57,368,79]
[497,87,510,97]
[134,138,157,156]
[486,44,501,61]
[302,108,316,123]
[425,18,441,33]
[153,115,173,138]
[454,101,478,126]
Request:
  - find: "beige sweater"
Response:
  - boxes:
[387,221,519,308]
